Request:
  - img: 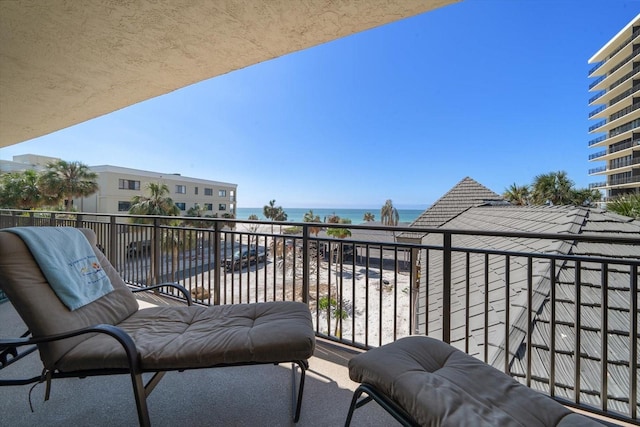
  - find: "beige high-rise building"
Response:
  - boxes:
[588,14,640,199]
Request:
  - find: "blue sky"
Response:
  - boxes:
[1,0,638,209]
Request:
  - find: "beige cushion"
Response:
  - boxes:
[56,301,316,371]
[348,336,602,427]
[0,228,139,368]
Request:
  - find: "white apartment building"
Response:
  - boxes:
[80,165,237,216]
[1,154,237,215]
[588,14,640,199]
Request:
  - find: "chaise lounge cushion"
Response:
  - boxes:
[348,336,602,427]
[57,301,315,371]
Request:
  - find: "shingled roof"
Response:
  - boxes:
[397,176,505,241]
[416,204,640,415]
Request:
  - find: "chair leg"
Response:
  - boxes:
[344,386,365,427]
[291,360,308,423]
[131,371,151,427]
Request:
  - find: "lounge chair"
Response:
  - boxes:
[0,227,316,426]
[345,336,603,426]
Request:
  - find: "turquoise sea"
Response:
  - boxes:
[235,207,425,225]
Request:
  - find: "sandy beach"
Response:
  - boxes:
[187,222,413,347]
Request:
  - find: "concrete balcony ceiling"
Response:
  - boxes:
[0,0,458,148]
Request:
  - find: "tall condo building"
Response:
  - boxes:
[588,14,640,199]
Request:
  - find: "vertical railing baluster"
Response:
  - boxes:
[212,221,221,305]
[393,246,398,342]
[302,226,309,304]
[574,260,582,404]
[630,264,637,419]
[153,218,160,286]
[443,232,452,344]
[365,245,370,347]
[425,249,430,336]
[527,256,533,388]
[109,216,117,268]
[550,258,556,397]
[505,255,510,375]
[378,243,383,347]
[601,262,609,412]
[465,252,470,354]
[484,253,489,363]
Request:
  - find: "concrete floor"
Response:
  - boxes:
[0,296,397,427]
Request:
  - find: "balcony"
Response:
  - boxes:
[588,166,607,175]
[588,135,606,146]
[589,150,607,160]
[1,210,639,425]
[588,119,607,133]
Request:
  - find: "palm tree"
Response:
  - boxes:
[380,199,399,226]
[569,188,602,207]
[263,199,287,234]
[128,182,180,224]
[0,170,48,209]
[40,160,98,210]
[128,183,180,285]
[531,171,574,206]
[303,209,322,236]
[363,212,375,222]
[326,216,351,337]
[503,183,530,206]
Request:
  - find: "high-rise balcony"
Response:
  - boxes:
[588,166,607,175]
[0,210,638,425]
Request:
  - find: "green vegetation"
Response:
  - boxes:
[303,210,322,236]
[363,212,375,222]
[0,160,98,210]
[318,295,349,337]
[128,182,180,224]
[504,171,602,207]
[607,193,640,219]
[40,160,99,210]
[263,199,288,234]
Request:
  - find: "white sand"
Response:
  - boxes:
[184,223,412,346]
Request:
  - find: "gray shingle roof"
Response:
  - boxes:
[415,204,640,414]
[397,177,505,241]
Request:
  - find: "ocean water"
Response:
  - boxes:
[235,207,425,225]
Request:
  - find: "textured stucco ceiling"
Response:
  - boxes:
[0,0,458,148]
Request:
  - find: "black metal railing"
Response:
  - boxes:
[0,210,638,423]
[588,135,606,146]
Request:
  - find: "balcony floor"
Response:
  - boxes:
[0,295,397,427]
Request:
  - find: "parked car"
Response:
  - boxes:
[127,240,151,258]
[225,247,266,271]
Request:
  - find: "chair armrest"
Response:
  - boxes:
[130,282,193,306]
[0,324,141,378]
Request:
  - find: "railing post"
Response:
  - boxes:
[49,212,55,226]
[410,247,420,335]
[630,264,638,420]
[75,213,83,229]
[152,218,161,286]
[302,225,309,304]
[109,216,117,265]
[212,221,221,305]
[443,232,452,344]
